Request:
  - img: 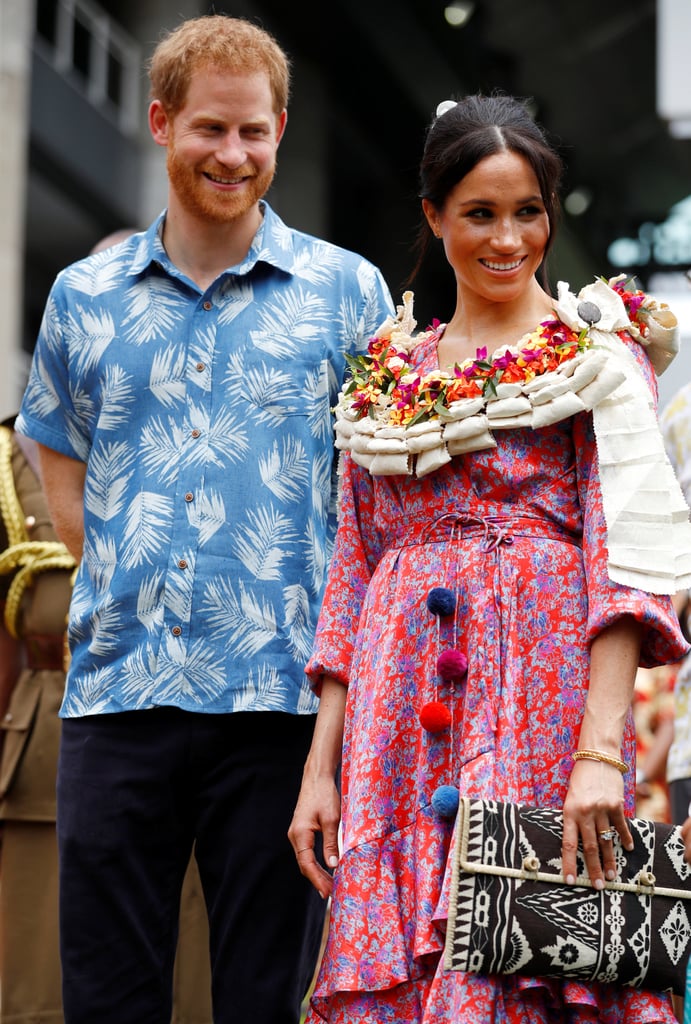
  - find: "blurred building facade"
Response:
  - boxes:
[2,0,691,419]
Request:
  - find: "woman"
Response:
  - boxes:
[288,94,691,1023]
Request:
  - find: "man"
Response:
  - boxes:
[16,15,393,1024]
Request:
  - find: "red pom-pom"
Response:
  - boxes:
[437,649,468,681]
[419,701,452,732]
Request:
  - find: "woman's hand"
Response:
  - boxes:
[561,757,633,888]
[288,771,341,899]
[561,615,641,887]
[287,676,347,899]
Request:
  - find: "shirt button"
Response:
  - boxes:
[171,625,182,636]
[178,559,188,569]
[4,712,12,722]
[191,429,200,438]
[196,362,205,372]
[203,301,212,311]
[184,492,194,502]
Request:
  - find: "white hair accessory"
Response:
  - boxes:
[436,100,457,118]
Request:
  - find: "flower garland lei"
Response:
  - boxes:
[340,277,654,431]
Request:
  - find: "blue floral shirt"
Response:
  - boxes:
[16,203,394,717]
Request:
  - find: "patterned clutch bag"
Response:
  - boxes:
[444,797,691,994]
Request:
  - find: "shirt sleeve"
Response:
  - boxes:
[15,274,90,462]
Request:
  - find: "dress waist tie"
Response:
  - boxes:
[397,512,581,553]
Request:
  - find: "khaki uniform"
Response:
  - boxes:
[0,426,212,1023]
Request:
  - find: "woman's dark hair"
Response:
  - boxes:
[410,93,564,292]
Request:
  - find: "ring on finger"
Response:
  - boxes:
[599,828,616,842]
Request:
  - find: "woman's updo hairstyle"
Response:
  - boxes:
[412,93,565,291]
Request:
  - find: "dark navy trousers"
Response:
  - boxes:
[57,708,325,1024]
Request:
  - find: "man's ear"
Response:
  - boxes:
[275,109,288,148]
[149,100,171,147]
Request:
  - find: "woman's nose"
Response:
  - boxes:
[492,218,520,249]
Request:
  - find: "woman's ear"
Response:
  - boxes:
[422,199,441,239]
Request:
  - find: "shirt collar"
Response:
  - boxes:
[128,201,298,281]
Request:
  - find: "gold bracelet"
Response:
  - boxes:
[572,749,629,775]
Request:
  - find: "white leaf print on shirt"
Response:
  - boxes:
[154,636,227,703]
[291,244,344,286]
[305,363,332,442]
[217,278,254,325]
[121,491,174,570]
[296,684,318,713]
[187,491,226,546]
[64,257,128,298]
[149,346,188,407]
[67,664,121,715]
[139,417,186,482]
[164,556,195,621]
[68,306,116,377]
[203,577,277,655]
[97,364,136,430]
[30,351,62,418]
[205,408,250,466]
[84,531,118,595]
[120,645,159,707]
[88,593,121,657]
[122,277,187,345]
[311,449,332,520]
[303,517,326,593]
[232,505,298,580]
[85,440,136,522]
[224,353,302,423]
[137,573,165,633]
[283,583,312,662]
[233,663,290,711]
[258,437,309,502]
[249,289,326,355]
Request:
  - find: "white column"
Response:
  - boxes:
[0,0,35,418]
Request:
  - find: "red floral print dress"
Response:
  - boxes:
[304,325,688,1024]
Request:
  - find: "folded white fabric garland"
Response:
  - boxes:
[335,278,691,595]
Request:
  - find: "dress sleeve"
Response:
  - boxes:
[574,335,690,668]
[305,453,383,694]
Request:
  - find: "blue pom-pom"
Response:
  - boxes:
[431,785,459,818]
[426,587,456,617]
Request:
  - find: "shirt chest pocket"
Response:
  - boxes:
[230,352,332,423]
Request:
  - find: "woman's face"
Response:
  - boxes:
[423,149,550,305]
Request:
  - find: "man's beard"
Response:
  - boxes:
[167,146,275,225]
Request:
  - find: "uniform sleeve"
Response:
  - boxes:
[306,453,384,693]
[575,336,690,668]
